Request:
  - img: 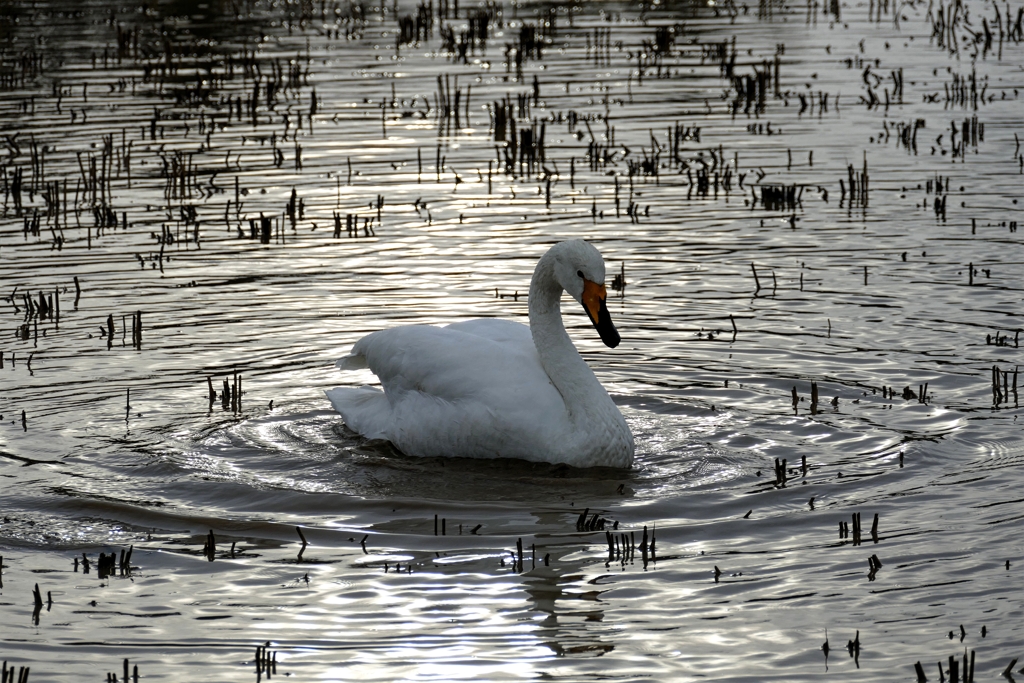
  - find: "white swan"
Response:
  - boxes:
[325,239,634,468]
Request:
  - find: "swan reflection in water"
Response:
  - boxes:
[367,498,646,662]
[517,506,648,658]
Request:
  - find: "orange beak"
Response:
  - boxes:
[582,279,607,325]
[581,278,621,348]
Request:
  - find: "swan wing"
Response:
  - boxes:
[333,323,569,460]
[444,318,534,347]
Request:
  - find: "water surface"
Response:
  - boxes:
[1,0,1023,679]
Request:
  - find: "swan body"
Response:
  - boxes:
[326,239,634,468]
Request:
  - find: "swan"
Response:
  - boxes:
[325,239,634,468]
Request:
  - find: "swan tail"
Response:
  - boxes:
[325,386,391,440]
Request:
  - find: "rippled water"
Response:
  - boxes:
[2,0,1023,679]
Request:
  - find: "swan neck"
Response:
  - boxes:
[528,251,602,418]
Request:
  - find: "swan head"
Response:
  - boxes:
[550,240,621,349]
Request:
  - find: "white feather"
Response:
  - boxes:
[326,240,635,468]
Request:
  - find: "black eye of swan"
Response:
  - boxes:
[577,270,584,278]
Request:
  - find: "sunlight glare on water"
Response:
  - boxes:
[1,0,1023,679]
